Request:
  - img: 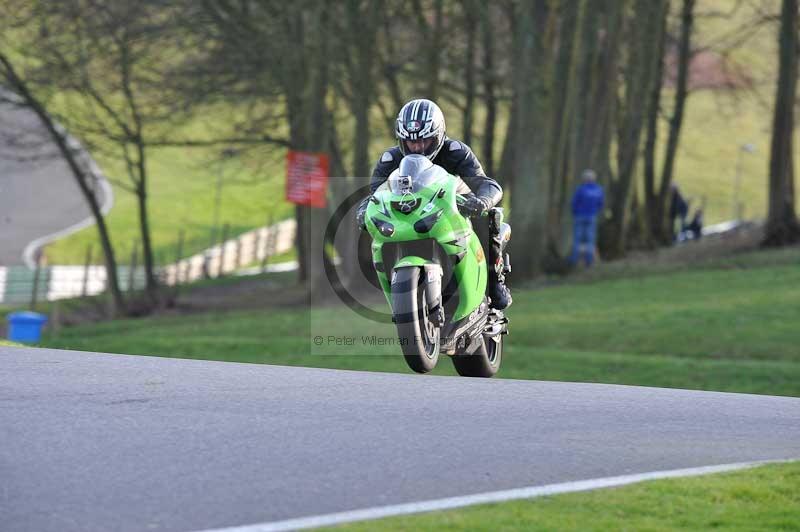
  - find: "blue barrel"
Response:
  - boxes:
[7,311,48,343]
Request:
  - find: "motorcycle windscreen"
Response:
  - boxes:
[389,155,446,194]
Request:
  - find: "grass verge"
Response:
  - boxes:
[37,260,800,397]
[0,340,24,347]
[326,461,800,531]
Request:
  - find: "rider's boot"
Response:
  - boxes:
[488,257,512,310]
[488,213,512,310]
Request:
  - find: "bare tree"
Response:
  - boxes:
[501,0,557,277]
[458,0,479,146]
[643,0,697,246]
[546,0,589,259]
[642,2,671,246]
[3,0,199,306]
[479,1,499,177]
[410,0,445,101]
[601,0,669,258]
[328,1,383,290]
[763,0,800,246]
[0,51,127,314]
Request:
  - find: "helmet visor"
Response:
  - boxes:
[402,138,435,156]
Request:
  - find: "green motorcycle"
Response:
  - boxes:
[364,155,510,377]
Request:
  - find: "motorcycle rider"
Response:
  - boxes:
[357,98,512,310]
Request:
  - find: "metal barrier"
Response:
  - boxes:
[0,218,296,305]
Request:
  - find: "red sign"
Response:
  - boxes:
[286,150,329,208]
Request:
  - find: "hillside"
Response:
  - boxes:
[40,0,788,264]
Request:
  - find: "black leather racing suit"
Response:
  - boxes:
[369,139,502,207]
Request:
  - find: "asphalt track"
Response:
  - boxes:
[1,346,799,532]
[0,99,110,266]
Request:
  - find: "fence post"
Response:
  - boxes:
[29,249,43,310]
[235,236,243,271]
[81,244,93,297]
[256,228,266,272]
[260,215,273,273]
[183,253,192,284]
[267,219,279,263]
[51,300,61,336]
[174,230,185,285]
[202,226,215,279]
[262,227,273,273]
[43,259,52,303]
[128,242,139,292]
[218,223,230,277]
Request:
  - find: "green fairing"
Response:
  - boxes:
[366,171,487,322]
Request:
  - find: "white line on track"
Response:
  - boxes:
[194,459,791,532]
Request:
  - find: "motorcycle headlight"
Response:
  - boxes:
[370,217,395,237]
[414,210,442,233]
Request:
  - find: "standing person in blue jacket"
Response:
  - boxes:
[569,169,604,268]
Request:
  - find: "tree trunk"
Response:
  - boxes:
[285,2,334,298]
[462,0,478,146]
[763,0,800,246]
[346,0,379,180]
[133,140,159,301]
[504,0,556,277]
[378,5,405,120]
[480,1,498,177]
[325,108,365,293]
[584,0,624,189]
[655,0,693,243]
[547,0,588,260]
[601,0,667,258]
[643,2,669,246]
[426,0,444,101]
[0,52,126,316]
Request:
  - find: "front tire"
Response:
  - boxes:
[392,267,440,374]
[452,334,502,378]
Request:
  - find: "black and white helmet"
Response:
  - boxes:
[396,99,446,160]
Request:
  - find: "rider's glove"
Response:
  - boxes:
[458,194,490,218]
[356,197,370,230]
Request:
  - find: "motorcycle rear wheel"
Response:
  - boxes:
[452,334,502,378]
[392,267,440,374]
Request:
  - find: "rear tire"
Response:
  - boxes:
[452,334,502,378]
[392,267,440,374]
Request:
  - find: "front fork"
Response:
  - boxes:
[421,264,444,327]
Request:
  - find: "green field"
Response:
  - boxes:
[36,248,800,397]
[660,0,779,225]
[45,142,293,264]
[41,0,788,265]
[328,461,800,531]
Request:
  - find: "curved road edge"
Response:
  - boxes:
[21,126,113,268]
[196,459,796,532]
[4,348,798,532]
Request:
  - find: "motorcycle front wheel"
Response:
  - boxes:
[392,267,440,374]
